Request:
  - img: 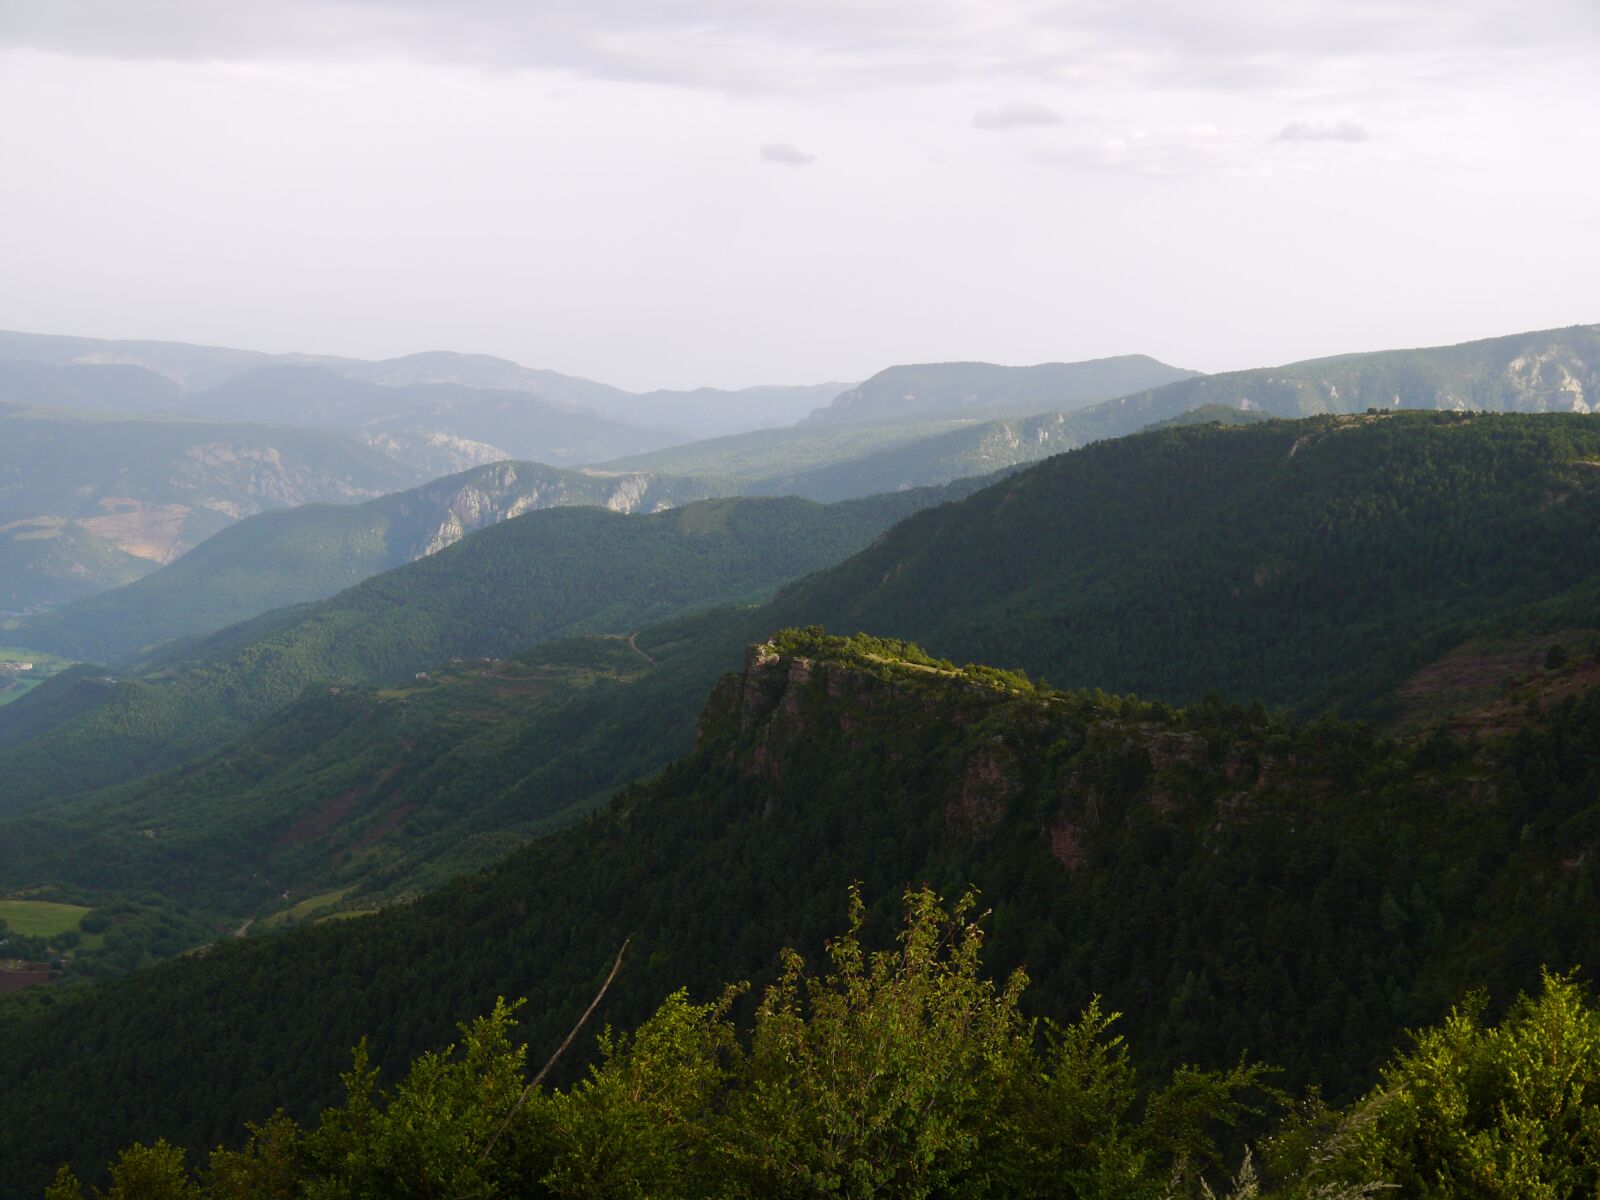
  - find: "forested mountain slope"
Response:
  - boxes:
[3,629,1596,1197]
[747,410,1089,501]
[0,517,152,610]
[594,410,1088,502]
[803,355,1197,424]
[0,360,183,413]
[0,484,977,811]
[0,639,670,916]
[770,411,1600,713]
[11,461,718,664]
[591,417,976,487]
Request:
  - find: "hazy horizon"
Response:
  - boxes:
[5,317,1600,399]
[3,0,1597,391]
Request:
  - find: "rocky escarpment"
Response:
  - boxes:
[655,628,1600,1108]
[693,631,1341,879]
[389,461,715,559]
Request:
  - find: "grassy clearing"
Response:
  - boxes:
[0,645,71,706]
[0,900,89,938]
[259,887,353,930]
[0,644,67,666]
[0,678,40,707]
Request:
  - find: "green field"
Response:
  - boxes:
[0,678,40,707]
[0,645,70,706]
[0,644,69,670]
[0,899,89,937]
[258,888,353,929]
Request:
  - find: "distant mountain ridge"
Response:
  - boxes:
[1069,324,1600,439]
[775,325,1600,501]
[0,403,419,607]
[0,360,183,413]
[7,321,1596,615]
[747,410,1088,501]
[804,355,1199,425]
[0,329,852,440]
[194,365,681,471]
[9,460,722,663]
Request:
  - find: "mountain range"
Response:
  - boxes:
[4,323,1600,1195]
[6,323,1597,615]
[0,476,988,818]
[4,409,1598,931]
[0,330,851,439]
[5,461,722,664]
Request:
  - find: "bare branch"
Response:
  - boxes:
[479,938,629,1162]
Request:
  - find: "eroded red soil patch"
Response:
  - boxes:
[279,765,402,847]
[350,804,413,855]
[1394,632,1600,733]
[0,961,56,993]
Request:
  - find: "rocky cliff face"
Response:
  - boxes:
[693,633,1303,874]
[394,461,712,561]
[1081,324,1600,437]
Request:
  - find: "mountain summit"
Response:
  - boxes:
[803,355,1198,425]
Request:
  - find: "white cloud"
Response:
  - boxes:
[4,0,1596,95]
[1275,120,1371,142]
[973,101,1063,130]
[759,142,815,166]
[1031,123,1260,177]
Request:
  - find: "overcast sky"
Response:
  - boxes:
[1,1,1597,390]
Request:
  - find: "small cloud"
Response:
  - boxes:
[973,101,1064,132]
[1274,120,1371,143]
[1029,123,1256,178]
[759,142,815,166]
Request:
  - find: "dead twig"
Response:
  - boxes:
[479,938,629,1161]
